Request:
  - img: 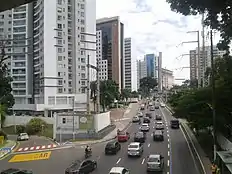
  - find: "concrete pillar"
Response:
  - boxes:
[44,109,48,117]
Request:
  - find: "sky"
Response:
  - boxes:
[96,0,221,89]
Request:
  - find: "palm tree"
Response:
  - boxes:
[90,81,97,111]
[0,104,6,129]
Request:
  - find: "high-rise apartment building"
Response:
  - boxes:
[157,52,162,92]
[189,46,225,86]
[145,54,156,78]
[96,16,124,90]
[96,30,108,80]
[162,68,174,90]
[124,38,132,91]
[137,59,147,90]
[0,0,96,114]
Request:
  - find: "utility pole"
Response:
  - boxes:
[210,28,217,162]
[202,13,206,87]
[180,31,200,88]
[72,97,75,140]
[96,59,100,114]
[86,55,91,115]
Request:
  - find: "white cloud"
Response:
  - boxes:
[96,0,221,86]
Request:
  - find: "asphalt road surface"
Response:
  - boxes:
[0,104,200,174]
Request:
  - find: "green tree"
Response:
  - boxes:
[131,91,139,98]
[26,118,48,135]
[166,0,232,52]
[0,104,6,128]
[0,40,15,125]
[100,80,119,112]
[121,88,131,102]
[139,77,158,97]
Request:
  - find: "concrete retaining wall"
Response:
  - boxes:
[4,116,54,126]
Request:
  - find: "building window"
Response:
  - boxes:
[57,0,62,5]
[57,23,62,29]
[62,118,66,124]
[81,88,85,93]
[58,88,62,93]
[58,48,62,53]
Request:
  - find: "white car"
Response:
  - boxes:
[109,167,130,174]
[132,116,140,122]
[127,142,143,157]
[155,121,165,130]
[160,103,165,107]
[17,133,29,141]
[139,123,150,132]
[137,112,143,117]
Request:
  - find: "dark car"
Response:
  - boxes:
[143,117,150,123]
[155,106,159,109]
[170,119,180,129]
[65,159,97,174]
[145,113,152,119]
[105,141,121,155]
[155,114,162,120]
[134,131,146,143]
[153,130,164,141]
[1,168,33,174]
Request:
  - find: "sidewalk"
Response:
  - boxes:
[163,102,212,174]
[65,103,139,146]
[0,140,16,158]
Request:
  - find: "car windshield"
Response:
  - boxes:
[129,145,138,148]
[156,122,162,125]
[142,124,148,126]
[148,157,159,162]
[110,173,120,174]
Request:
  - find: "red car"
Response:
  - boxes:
[117,131,130,142]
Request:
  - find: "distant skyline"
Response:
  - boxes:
[96,0,221,85]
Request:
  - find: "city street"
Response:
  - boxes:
[0,105,200,174]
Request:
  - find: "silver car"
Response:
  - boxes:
[127,142,143,157]
[146,154,164,172]
[155,121,164,130]
[140,123,150,132]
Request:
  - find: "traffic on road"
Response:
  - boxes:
[0,100,200,174]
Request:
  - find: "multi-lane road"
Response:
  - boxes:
[0,104,200,174]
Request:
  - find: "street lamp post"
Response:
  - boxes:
[210,28,217,162]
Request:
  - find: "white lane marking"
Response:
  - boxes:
[167,160,170,167]
[141,158,145,164]
[168,151,170,156]
[17,148,23,151]
[168,138,170,142]
[116,158,121,164]
[167,130,169,133]
[168,144,170,148]
[153,126,154,129]
[180,126,204,173]
[167,134,170,137]
[36,146,40,150]
[24,147,29,151]
[148,144,150,147]
[151,133,153,136]
[167,172,170,174]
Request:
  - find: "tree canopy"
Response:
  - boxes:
[166,0,232,52]
[168,56,232,132]
[0,40,15,125]
[90,80,120,112]
[139,77,158,97]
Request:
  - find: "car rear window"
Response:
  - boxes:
[148,157,159,162]
[136,132,144,137]
[171,120,179,124]
[129,145,138,148]
[118,132,126,135]
[106,143,114,148]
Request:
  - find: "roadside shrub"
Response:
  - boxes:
[16,125,26,134]
[26,118,48,135]
[0,130,8,140]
